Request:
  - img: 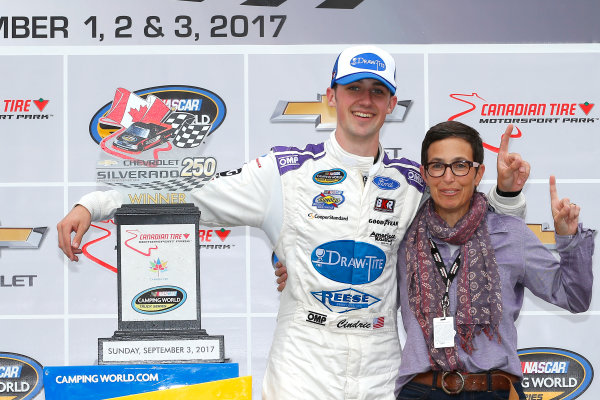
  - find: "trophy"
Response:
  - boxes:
[98,203,226,364]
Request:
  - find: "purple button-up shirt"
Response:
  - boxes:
[395,211,595,392]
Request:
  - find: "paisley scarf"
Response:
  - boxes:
[405,192,502,371]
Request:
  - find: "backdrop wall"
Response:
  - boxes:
[0,1,598,399]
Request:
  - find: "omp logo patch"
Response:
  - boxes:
[306,311,327,326]
[276,154,299,167]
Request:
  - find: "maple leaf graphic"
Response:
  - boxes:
[129,105,148,122]
[150,258,168,276]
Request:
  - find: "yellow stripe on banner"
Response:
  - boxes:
[0,396,17,400]
[524,392,563,400]
[527,224,556,245]
[107,376,252,400]
[0,228,32,241]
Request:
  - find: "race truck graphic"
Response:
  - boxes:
[112,122,175,153]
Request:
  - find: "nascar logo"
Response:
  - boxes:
[89,85,226,144]
[313,169,346,185]
[518,347,593,400]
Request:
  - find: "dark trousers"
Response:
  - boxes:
[396,381,527,400]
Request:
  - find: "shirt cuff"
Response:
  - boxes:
[555,224,597,252]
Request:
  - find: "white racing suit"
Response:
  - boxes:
[79,131,524,400]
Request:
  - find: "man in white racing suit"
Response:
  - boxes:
[57,46,528,400]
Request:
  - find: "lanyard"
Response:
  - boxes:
[428,238,461,318]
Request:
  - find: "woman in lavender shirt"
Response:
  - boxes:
[395,121,594,400]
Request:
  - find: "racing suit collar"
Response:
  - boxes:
[328,130,383,177]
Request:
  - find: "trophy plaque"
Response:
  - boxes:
[98,203,225,364]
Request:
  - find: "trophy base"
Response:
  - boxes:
[98,330,226,365]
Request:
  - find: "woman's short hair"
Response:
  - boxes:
[420,121,484,165]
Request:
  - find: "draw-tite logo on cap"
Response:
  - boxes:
[518,347,593,400]
[0,352,44,400]
[350,53,386,71]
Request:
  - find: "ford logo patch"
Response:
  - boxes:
[372,176,400,190]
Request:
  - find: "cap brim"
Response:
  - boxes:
[334,72,396,95]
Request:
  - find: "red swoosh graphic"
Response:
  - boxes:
[99,127,137,161]
[481,125,522,153]
[448,93,487,120]
[82,223,117,273]
[153,141,172,158]
[448,92,522,154]
[124,229,158,256]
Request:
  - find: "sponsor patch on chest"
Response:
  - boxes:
[374,197,395,213]
[311,287,381,313]
[312,190,345,209]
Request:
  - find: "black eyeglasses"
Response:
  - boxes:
[424,160,480,177]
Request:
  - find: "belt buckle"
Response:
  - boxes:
[441,371,465,395]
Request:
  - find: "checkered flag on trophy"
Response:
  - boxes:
[164,112,212,148]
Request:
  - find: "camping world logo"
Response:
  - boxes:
[447,92,597,153]
[518,347,593,400]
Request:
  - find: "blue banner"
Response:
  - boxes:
[43,363,238,400]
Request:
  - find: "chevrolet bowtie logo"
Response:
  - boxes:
[527,223,556,248]
[271,94,412,130]
[0,227,47,248]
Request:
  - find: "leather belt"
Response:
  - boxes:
[411,370,520,395]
